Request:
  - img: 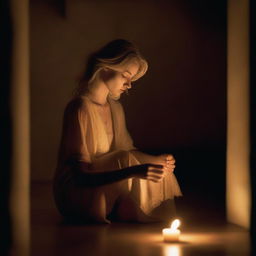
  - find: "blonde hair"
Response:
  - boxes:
[74,39,148,96]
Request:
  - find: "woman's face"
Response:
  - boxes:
[103,61,139,99]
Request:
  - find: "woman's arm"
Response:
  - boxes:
[129,150,158,164]
[73,161,164,187]
[130,150,176,173]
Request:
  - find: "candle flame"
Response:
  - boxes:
[170,219,180,230]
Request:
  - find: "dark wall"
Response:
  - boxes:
[122,1,226,152]
[0,0,12,253]
[30,0,227,212]
[250,0,256,249]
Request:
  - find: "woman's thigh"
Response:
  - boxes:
[91,150,136,172]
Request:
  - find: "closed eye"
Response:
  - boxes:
[122,73,131,79]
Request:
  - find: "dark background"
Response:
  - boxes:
[250,0,256,249]
[30,0,227,219]
[3,0,256,255]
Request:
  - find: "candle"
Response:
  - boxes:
[162,219,181,242]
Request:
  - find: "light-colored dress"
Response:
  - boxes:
[53,95,182,219]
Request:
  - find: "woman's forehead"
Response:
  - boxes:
[122,61,139,76]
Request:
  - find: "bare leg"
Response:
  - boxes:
[91,151,172,223]
[63,150,174,223]
[87,190,111,224]
[65,179,130,224]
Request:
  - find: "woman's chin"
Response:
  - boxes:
[109,93,121,100]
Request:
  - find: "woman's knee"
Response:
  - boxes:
[91,150,132,171]
[113,150,130,159]
[114,150,133,166]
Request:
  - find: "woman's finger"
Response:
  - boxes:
[148,164,164,169]
[147,174,163,180]
[148,169,164,175]
[166,167,175,172]
[148,167,164,173]
[165,154,174,161]
[166,159,175,164]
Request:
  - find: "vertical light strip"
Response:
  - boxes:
[10,0,30,255]
[227,0,250,228]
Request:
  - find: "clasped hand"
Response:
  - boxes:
[132,154,176,183]
[154,154,176,172]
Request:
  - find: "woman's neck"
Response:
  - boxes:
[87,79,109,105]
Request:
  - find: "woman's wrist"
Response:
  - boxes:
[122,166,136,179]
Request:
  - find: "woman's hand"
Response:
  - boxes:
[153,154,176,173]
[129,163,165,183]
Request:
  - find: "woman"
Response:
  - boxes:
[53,39,182,224]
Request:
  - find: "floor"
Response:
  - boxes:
[31,182,251,256]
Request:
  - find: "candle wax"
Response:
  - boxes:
[162,228,180,242]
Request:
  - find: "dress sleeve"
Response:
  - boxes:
[59,98,91,165]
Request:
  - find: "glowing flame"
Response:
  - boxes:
[170,219,180,230]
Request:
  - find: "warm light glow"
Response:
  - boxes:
[170,219,181,230]
[227,0,250,229]
[162,219,181,242]
[164,245,181,256]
